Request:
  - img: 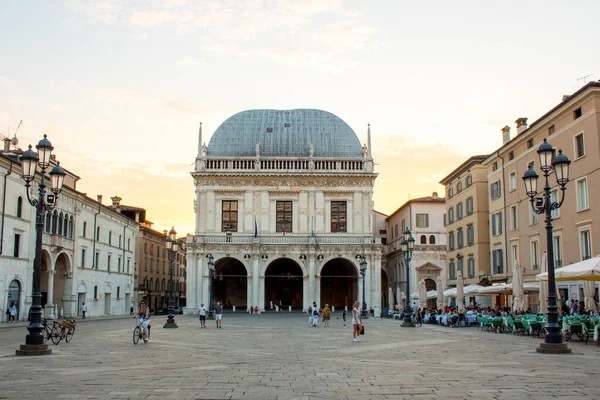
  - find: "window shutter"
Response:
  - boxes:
[498,212,502,235]
[491,214,497,235]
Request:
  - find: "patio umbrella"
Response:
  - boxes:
[583,281,596,311]
[477,283,510,295]
[456,271,464,311]
[512,261,524,312]
[463,284,485,295]
[418,278,427,309]
[388,287,394,308]
[436,277,444,310]
[443,287,457,297]
[539,252,548,314]
[536,256,600,281]
[396,287,401,309]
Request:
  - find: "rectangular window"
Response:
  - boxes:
[118,257,122,273]
[449,261,456,279]
[416,213,429,228]
[266,127,273,133]
[467,225,474,245]
[448,232,455,251]
[492,161,498,171]
[81,249,86,267]
[443,213,446,227]
[456,204,463,220]
[93,286,98,299]
[95,252,99,269]
[331,201,347,232]
[509,172,516,191]
[276,201,293,233]
[491,212,502,236]
[548,125,555,135]
[510,205,518,231]
[575,133,585,159]
[466,197,473,215]
[492,249,503,274]
[284,123,291,128]
[468,257,475,278]
[553,236,562,268]
[580,229,592,260]
[117,287,120,299]
[222,200,238,232]
[490,180,501,200]
[150,259,153,272]
[395,224,399,238]
[550,189,560,219]
[508,151,514,161]
[576,177,589,211]
[457,229,464,249]
[107,255,111,272]
[530,205,538,225]
[574,107,582,119]
[13,233,20,257]
[511,243,519,268]
[530,240,539,269]
[457,257,464,275]
[127,259,130,274]
[527,138,534,149]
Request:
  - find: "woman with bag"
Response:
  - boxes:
[352,301,362,342]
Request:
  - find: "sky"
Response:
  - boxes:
[1,0,598,236]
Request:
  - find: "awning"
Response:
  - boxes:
[536,257,600,281]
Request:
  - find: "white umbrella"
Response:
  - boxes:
[418,278,427,309]
[536,256,600,281]
[512,261,524,312]
[436,277,444,310]
[388,287,394,308]
[456,271,464,311]
[463,284,485,295]
[477,283,510,295]
[396,287,401,309]
[443,287,457,297]
[583,281,596,311]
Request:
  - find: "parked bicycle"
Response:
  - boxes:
[42,318,61,343]
[133,320,151,345]
[50,318,76,345]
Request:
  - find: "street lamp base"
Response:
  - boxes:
[15,343,52,356]
[400,321,415,328]
[163,321,179,329]
[536,343,571,354]
[360,310,369,319]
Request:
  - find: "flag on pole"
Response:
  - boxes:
[254,218,258,238]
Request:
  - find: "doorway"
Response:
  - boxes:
[265,258,303,310]
[320,258,358,310]
[104,293,111,315]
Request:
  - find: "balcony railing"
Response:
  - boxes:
[194,235,380,245]
[42,234,74,251]
[198,156,367,173]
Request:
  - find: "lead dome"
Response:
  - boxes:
[207,109,362,158]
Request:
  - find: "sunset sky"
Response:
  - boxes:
[1,1,598,236]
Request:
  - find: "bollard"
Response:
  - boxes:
[332,306,335,313]
[289,306,292,312]
[233,306,236,312]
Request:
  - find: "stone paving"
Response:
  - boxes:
[0,313,599,399]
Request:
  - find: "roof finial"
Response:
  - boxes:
[367,123,372,158]
[197,122,203,158]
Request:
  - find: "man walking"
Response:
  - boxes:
[215,301,223,329]
[80,303,87,319]
[311,302,319,327]
[198,303,207,328]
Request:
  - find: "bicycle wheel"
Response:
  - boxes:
[133,326,141,345]
[50,326,63,345]
[43,327,51,342]
[65,326,75,343]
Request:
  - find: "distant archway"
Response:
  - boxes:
[212,257,248,309]
[425,278,437,308]
[265,258,303,310]
[320,258,358,310]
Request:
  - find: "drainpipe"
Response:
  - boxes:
[498,151,508,281]
[92,196,102,268]
[0,158,14,255]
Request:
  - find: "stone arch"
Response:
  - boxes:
[104,282,112,294]
[264,257,304,310]
[420,235,427,244]
[316,255,359,277]
[212,256,248,309]
[429,235,436,244]
[214,255,250,275]
[319,257,358,310]
[261,256,307,277]
[6,277,24,320]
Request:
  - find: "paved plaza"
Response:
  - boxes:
[0,313,599,399]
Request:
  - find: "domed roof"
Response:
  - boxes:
[207,109,362,158]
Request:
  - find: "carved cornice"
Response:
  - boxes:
[193,176,375,188]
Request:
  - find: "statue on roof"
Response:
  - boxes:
[361,143,368,158]
[255,141,261,157]
[201,142,207,156]
[308,143,314,158]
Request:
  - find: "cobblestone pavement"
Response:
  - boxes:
[0,313,599,399]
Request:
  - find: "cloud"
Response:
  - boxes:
[65,0,124,24]
[176,57,205,69]
[94,86,203,115]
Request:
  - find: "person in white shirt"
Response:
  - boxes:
[311,302,319,327]
[198,303,207,328]
[352,301,362,342]
[80,303,87,319]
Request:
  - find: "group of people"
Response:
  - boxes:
[308,301,364,342]
[561,298,600,316]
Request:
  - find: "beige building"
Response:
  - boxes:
[384,193,446,308]
[440,156,491,290]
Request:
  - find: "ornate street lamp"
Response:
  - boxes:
[163,227,179,328]
[522,138,571,354]
[356,254,368,318]
[16,135,66,356]
[401,228,415,327]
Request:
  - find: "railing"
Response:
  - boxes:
[201,156,366,173]
[195,235,380,245]
[42,234,74,251]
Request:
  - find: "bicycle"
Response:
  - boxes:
[51,318,76,345]
[42,318,62,343]
[133,319,151,345]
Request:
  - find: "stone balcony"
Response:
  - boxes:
[189,235,380,246]
[196,156,371,174]
[42,233,74,252]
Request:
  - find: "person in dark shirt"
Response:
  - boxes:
[215,302,224,329]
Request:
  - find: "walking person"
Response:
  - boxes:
[8,302,16,322]
[322,304,331,327]
[80,302,87,319]
[311,302,319,327]
[198,303,207,328]
[342,308,347,326]
[215,301,223,329]
[352,301,362,342]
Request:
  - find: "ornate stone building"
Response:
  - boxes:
[186,109,381,312]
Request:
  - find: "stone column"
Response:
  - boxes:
[315,276,321,307]
[358,275,364,309]
[371,254,382,311]
[258,275,265,312]
[252,255,260,309]
[302,276,309,311]
[45,269,55,318]
[185,251,197,313]
[308,255,316,304]
[62,273,76,317]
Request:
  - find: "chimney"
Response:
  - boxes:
[432,192,438,199]
[3,138,10,151]
[97,195,103,204]
[501,125,511,145]
[562,95,571,102]
[110,196,122,209]
[163,230,168,236]
[515,117,528,134]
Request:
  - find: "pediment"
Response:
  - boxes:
[415,262,442,274]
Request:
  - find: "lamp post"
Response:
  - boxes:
[207,254,215,314]
[400,228,415,327]
[16,135,66,356]
[522,138,571,354]
[163,227,179,328]
[356,255,368,318]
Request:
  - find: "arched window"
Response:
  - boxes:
[420,235,427,244]
[58,212,64,235]
[16,196,23,218]
[45,213,52,233]
[429,235,435,244]
[155,280,159,291]
[144,277,149,291]
[52,211,58,234]
[83,221,87,237]
[162,280,166,291]
[69,216,74,238]
[63,213,69,236]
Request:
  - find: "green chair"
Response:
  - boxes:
[513,319,526,336]
[529,321,544,338]
[504,316,515,334]
[567,323,583,342]
[480,317,492,332]
[581,324,591,344]
[522,319,532,335]
[492,317,503,333]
